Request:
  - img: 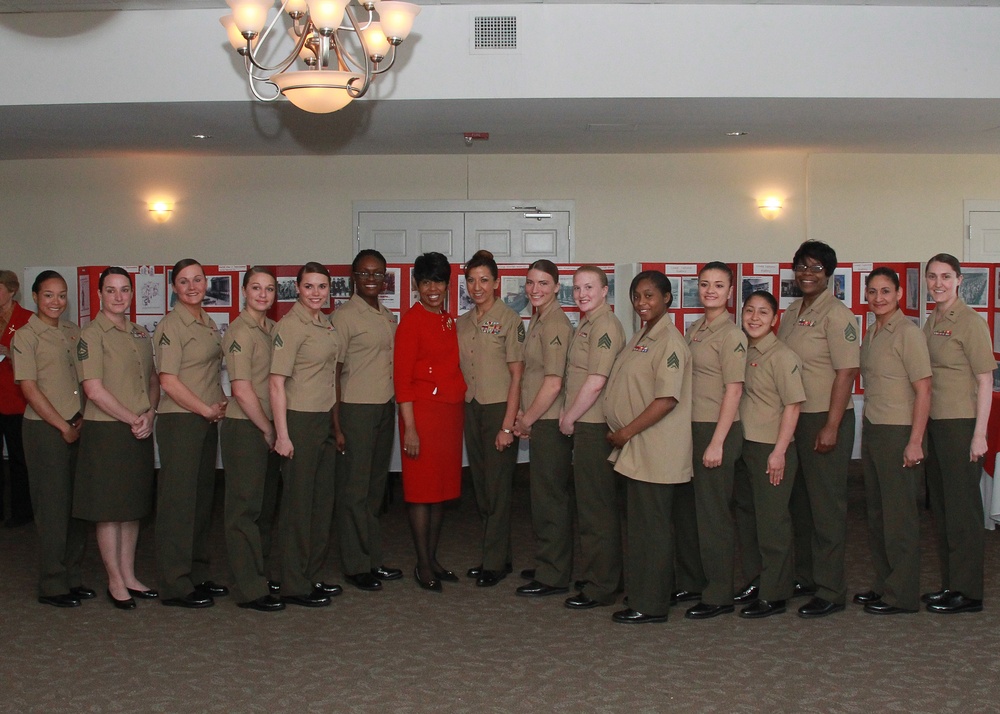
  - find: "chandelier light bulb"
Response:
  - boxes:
[307,0,349,32]
[226,0,272,36]
[373,1,420,42]
[362,22,391,61]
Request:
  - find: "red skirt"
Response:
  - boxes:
[400,400,464,503]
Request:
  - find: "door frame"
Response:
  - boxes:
[964,199,1000,261]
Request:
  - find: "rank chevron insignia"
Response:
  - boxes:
[844,322,858,342]
[517,322,526,343]
[734,343,746,354]
[158,333,170,347]
[228,341,242,354]
[666,351,680,369]
[597,333,612,350]
[274,334,284,348]
[77,339,89,361]
[549,335,562,346]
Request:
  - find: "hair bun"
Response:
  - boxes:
[472,250,494,261]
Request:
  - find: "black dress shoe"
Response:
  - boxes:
[433,568,460,583]
[195,581,229,597]
[852,590,881,605]
[268,580,281,594]
[565,592,609,610]
[671,590,701,604]
[70,586,96,600]
[238,595,286,612]
[520,568,536,580]
[733,582,759,605]
[414,566,442,593]
[685,602,735,620]
[107,588,136,610]
[921,588,952,604]
[313,582,343,597]
[798,597,845,618]
[516,580,569,597]
[792,582,817,599]
[127,587,159,599]
[740,599,786,619]
[476,570,507,587]
[926,592,983,614]
[38,593,81,608]
[371,566,403,581]
[162,591,214,608]
[283,591,331,607]
[864,599,918,615]
[612,607,667,624]
[345,572,383,591]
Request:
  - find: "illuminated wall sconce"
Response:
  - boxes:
[149,201,173,223]
[758,197,782,220]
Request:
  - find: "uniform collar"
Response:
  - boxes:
[935,297,968,324]
[475,299,506,323]
[349,292,390,316]
[750,331,779,354]
[536,299,562,322]
[237,309,270,333]
[701,310,732,333]
[27,313,59,333]
[799,288,834,315]
[174,304,211,327]
[580,302,611,326]
[291,299,327,327]
[95,311,129,333]
[638,314,673,343]
[877,308,905,334]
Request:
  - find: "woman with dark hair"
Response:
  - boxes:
[221,267,284,612]
[457,250,524,588]
[332,250,403,592]
[513,259,574,598]
[13,270,92,607]
[603,270,692,623]
[153,258,229,608]
[0,268,34,528]
[777,240,859,618]
[682,261,746,619]
[733,290,805,619]
[75,267,159,610]
[270,261,342,607]
[394,251,466,592]
[855,267,931,615]
[559,265,625,610]
[921,253,994,614]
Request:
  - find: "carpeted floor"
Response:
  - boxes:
[3,461,1000,713]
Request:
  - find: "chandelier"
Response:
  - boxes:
[220,0,421,114]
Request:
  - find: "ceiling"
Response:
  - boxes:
[3,0,1000,159]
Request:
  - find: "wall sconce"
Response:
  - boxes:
[758,197,782,220]
[149,201,173,223]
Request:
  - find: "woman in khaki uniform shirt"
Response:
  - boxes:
[12,270,91,608]
[457,250,524,588]
[76,267,159,610]
[153,259,228,608]
[513,259,574,597]
[603,270,693,624]
[856,267,931,615]
[921,254,995,614]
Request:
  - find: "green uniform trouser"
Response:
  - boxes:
[155,413,219,599]
[861,419,922,611]
[740,440,798,602]
[279,410,337,596]
[691,421,743,605]
[23,419,86,597]
[573,421,622,604]
[733,455,761,589]
[926,418,985,600]
[335,401,394,576]
[790,411,854,604]
[464,400,517,571]
[625,478,675,617]
[672,479,705,593]
[221,418,280,602]
[528,418,573,588]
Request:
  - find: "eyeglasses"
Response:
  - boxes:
[793,264,825,274]
[353,271,386,280]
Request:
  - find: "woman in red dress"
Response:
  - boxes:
[394,252,467,592]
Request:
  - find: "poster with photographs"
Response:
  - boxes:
[203,275,232,308]
[906,268,919,311]
[557,275,575,307]
[329,275,352,300]
[664,276,679,305]
[277,276,298,303]
[778,269,802,309]
[501,275,530,316]
[457,278,474,315]
[960,266,990,308]
[683,312,701,335]
[681,277,701,309]
[832,267,852,308]
[380,267,400,310]
[742,276,773,304]
[79,274,90,316]
[136,271,165,315]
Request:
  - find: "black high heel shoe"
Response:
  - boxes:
[127,587,159,599]
[107,588,137,610]
[432,568,459,583]
[414,566,442,593]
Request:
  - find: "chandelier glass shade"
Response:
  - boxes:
[221,0,420,114]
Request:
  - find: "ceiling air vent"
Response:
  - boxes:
[473,15,517,53]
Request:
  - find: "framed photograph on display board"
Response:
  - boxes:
[501,275,530,316]
[135,271,165,315]
[276,276,298,303]
[203,275,232,308]
[832,267,852,307]
[380,267,401,310]
[778,269,802,309]
[960,267,990,308]
[681,277,701,309]
[907,268,920,311]
[741,275,774,303]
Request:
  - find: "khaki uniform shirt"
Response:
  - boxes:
[457,299,525,405]
[330,293,396,405]
[603,316,693,484]
[777,289,859,414]
[153,306,224,414]
[861,309,932,426]
[521,300,572,420]
[12,315,82,421]
[564,303,625,424]
[687,312,747,423]
[741,332,806,444]
[270,300,340,412]
[224,310,276,421]
[78,311,154,422]
[923,298,996,420]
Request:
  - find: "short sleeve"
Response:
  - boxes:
[154,316,183,376]
[541,319,571,377]
[773,351,806,407]
[78,325,105,382]
[503,312,525,364]
[11,329,37,382]
[825,307,861,370]
[653,342,686,400]
[719,328,748,385]
[897,326,932,384]
[269,322,305,378]
[329,310,351,363]
[585,317,623,378]
[224,321,255,383]
[963,315,997,376]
